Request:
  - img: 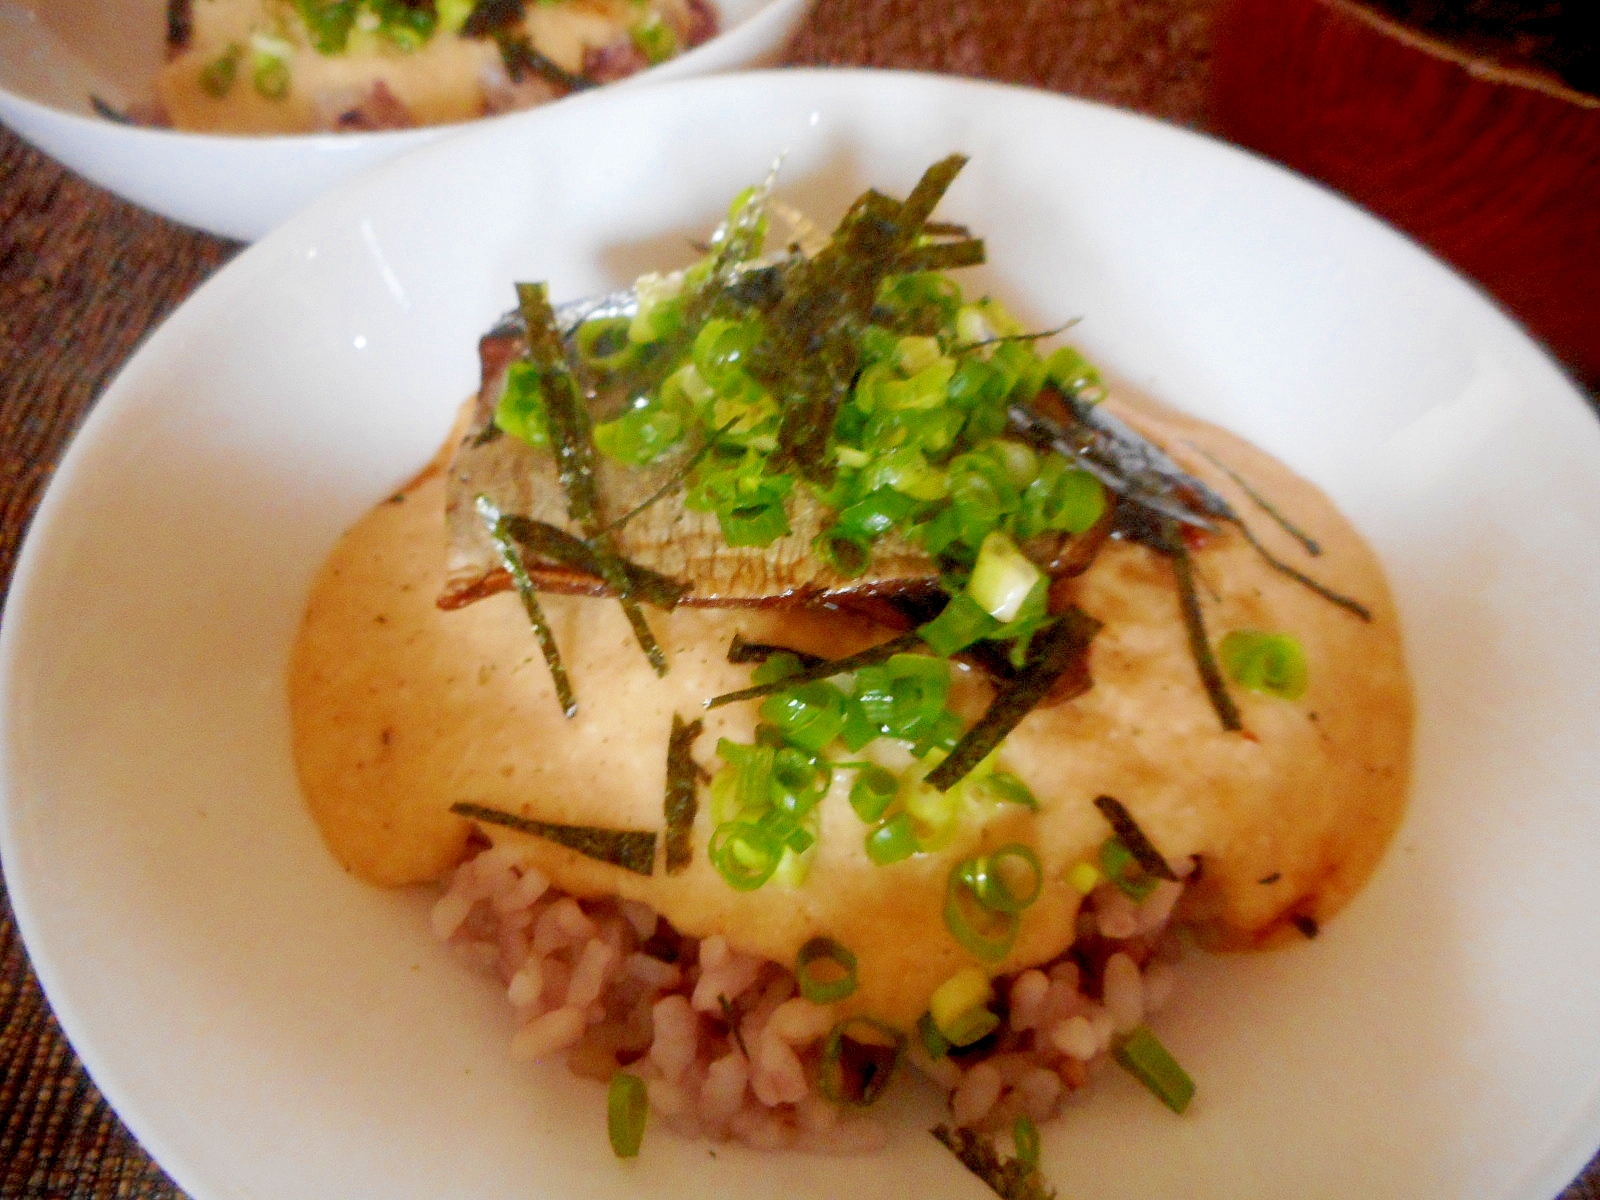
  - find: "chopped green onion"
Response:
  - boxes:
[795,936,858,1004]
[450,802,656,876]
[813,528,872,577]
[1045,343,1107,403]
[251,50,290,100]
[818,1017,905,1107]
[1112,1026,1195,1114]
[708,821,785,891]
[929,966,1000,1046]
[1068,861,1102,895]
[629,12,677,62]
[199,44,241,97]
[760,681,848,753]
[714,740,775,819]
[607,1071,648,1157]
[437,0,474,32]
[917,1010,952,1059]
[294,0,355,53]
[750,652,804,687]
[901,767,959,839]
[1012,1116,1041,1171]
[576,315,634,370]
[865,812,918,865]
[960,843,1043,914]
[848,763,898,823]
[917,591,1000,657]
[968,771,1038,810]
[1099,838,1158,903]
[969,530,1043,623]
[593,404,685,467]
[1218,629,1309,700]
[944,859,1022,963]
[717,498,791,547]
[494,360,550,447]
[852,653,952,742]
[1018,457,1106,536]
[835,486,918,539]
[770,745,830,817]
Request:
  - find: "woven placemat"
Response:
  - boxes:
[1,2,1595,1196]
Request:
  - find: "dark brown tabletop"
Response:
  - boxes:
[2,1,1597,1196]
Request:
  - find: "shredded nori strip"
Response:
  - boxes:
[1175,442,1369,620]
[1191,444,1321,557]
[166,0,192,47]
[461,0,524,37]
[664,714,702,875]
[493,31,597,92]
[1092,794,1179,882]
[90,96,135,124]
[931,1124,1057,1200]
[705,631,924,710]
[1158,518,1242,732]
[718,994,751,1058]
[450,801,657,876]
[896,237,987,274]
[1233,520,1372,622]
[478,496,577,718]
[727,632,825,669]
[498,513,687,609]
[519,283,668,675]
[925,608,1101,792]
[748,155,976,484]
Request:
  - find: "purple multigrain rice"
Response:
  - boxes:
[432,846,1193,1150]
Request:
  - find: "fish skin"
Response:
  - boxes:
[441,292,1232,610]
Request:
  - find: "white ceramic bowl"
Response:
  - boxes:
[0,0,809,240]
[4,69,1600,1200]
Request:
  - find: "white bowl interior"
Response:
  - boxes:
[4,69,1600,1200]
[0,0,808,239]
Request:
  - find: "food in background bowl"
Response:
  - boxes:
[159,0,717,133]
[289,158,1410,1172]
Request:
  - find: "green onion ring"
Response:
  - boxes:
[708,821,785,891]
[944,859,1021,962]
[818,1016,907,1107]
[961,843,1044,914]
[795,936,859,1004]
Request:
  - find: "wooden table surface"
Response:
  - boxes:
[2,1,1596,1196]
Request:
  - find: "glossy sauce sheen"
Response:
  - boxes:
[289,400,1411,1027]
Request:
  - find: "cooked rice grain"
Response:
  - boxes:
[434,847,1190,1151]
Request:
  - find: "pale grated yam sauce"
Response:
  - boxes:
[288,161,1410,1164]
[291,399,1410,1154]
